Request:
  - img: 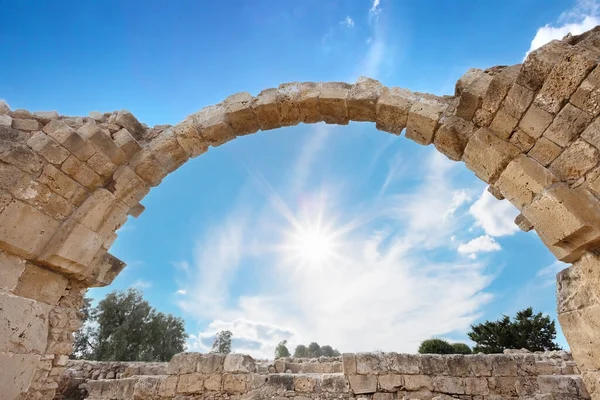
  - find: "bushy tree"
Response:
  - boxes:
[468,307,561,354]
[308,342,322,358]
[451,343,472,354]
[294,344,308,358]
[275,340,291,358]
[418,339,455,354]
[71,289,187,361]
[211,330,233,354]
[320,345,341,357]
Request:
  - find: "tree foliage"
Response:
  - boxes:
[451,343,472,354]
[293,342,340,358]
[211,330,232,354]
[418,339,456,354]
[275,340,291,358]
[468,307,561,354]
[71,289,187,362]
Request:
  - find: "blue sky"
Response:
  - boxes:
[2,0,598,358]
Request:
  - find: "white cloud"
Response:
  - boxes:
[537,261,569,286]
[458,235,501,258]
[469,189,519,237]
[370,0,382,19]
[525,0,600,58]
[342,16,354,28]
[131,280,152,289]
[175,289,187,295]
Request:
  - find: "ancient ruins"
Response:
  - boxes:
[1,26,600,399]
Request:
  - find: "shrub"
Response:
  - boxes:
[418,339,455,354]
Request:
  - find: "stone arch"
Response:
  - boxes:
[2,28,600,399]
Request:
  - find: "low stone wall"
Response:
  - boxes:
[54,360,166,400]
[78,351,589,399]
[269,356,343,374]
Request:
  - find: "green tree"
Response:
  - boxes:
[275,340,291,358]
[418,339,455,354]
[71,289,187,361]
[211,330,233,354]
[320,345,341,357]
[451,343,472,354]
[308,342,322,358]
[468,307,561,354]
[294,344,308,358]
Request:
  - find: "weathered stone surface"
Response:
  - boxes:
[489,106,519,140]
[348,77,383,122]
[348,374,377,394]
[571,64,600,116]
[434,116,476,160]
[0,352,40,400]
[224,353,256,373]
[502,83,535,119]
[550,138,599,181]
[224,92,260,135]
[455,70,493,120]
[26,131,69,165]
[61,155,103,189]
[86,151,117,178]
[38,164,80,201]
[516,40,570,91]
[275,83,303,126]
[404,374,434,391]
[319,82,351,125]
[544,103,593,147]
[509,128,536,152]
[375,87,416,134]
[0,114,12,126]
[223,373,247,394]
[463,127,521,183]
[77,122,128,165]
[294,375,316,392]
[168,353,201,375]
[559,304,600,371]
[12,118,40,131]
[147,129,189,173]
[406,96,448,145]
[13,263,68,305]
[528,137,563,166]
[0,292,50,353]
[128,149,168,186]
[252,89,281,130]
[378,374,404,392]
[519,104,554,138]
[192,103,235,146]
[42,120,95,161]
[108,166,150,208]
[479,65,521,117]
[515,213,534,232]
[0,250,26,292]
[0,199,61,259]
[177,372,204,394]
[495,154,558,210]
[114,110,146,141]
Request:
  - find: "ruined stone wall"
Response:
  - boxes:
[80,351,589,399]
[3,27,600,399]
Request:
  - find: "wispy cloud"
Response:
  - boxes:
[342,16,354,28]
[131,279,152,289]
[525,0,600,58]
[469,189,519,237]
[458,235,501,259]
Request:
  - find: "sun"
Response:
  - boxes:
[291,225,338,266]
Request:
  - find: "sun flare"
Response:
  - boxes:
[290,225,338,266]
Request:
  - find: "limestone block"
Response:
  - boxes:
[0,292,50,353]
[177,372,204,394]
[26,131,69,165]
[495,154,558,210]
[464,377,489,395]
[0,162,24,191]
[173,121,208,159]
[39,218,104,274]
[128,149,168,187]
[223,373,247,394]
[557,264,596,314]
[275,83,302,126]
[356,352,387,374]
[538,374,586,396]
[434,116,476,161]
[491,355,519,376]
[576,252,600,304]
[108,166,150,208]
[536,48,599,115]
[71,188,128,236]
[551,138,599,181]
[33,111,59,124]
[197,353,225,374]
[455,68,483,96]
[558,304,600,371]
[110,128,139,157]
[294,375,317,392]
[159,375,178,397]
[319,82,351,125]
[0,114,12,126]
[348,76,383,122]
[403,375,434,391]
[446,355,472,377]
[78,122,128,166]
[89,111,105,122]
[582,371,600,399]
[204,374,222,391]
[383,353,421,374]
[0,250,26,292]
[342,353,357,375]
[10,176,74,220]
[406,96,447,145]
[0,352,40,400]
[71,186,89,207]
[224,353,256,373]
[373,393,394,400]
[252,88,282,130]
[517,40,570,91]
[114,110,146,141]
[86,151,117,178]
[571,64,600,117]
[528,137,563,166]
[544,103,593,147]
[487,376,520,396]
[0,100,9,114]
[376,87,417,134]
[433,376,465,394]
[43,120,95,161]
[12,118,40,131]
[583,117,600,150]
[519,104,554,139]
[321,373,347,392]
[489,107,519,140]
[509,129,536,152]
[515,213,534,232]
[133,375,163,399]
[523,184,600,261]
[378,374,404,392]
[193,103,235,146]
[267,374,294,390]
[38,164,80,201]
[0,199,61,259]
[147,128,189,172]
[456,70,493,120]
[419,355,449,375]
[61,155,103,189]
[88,250,126,287]
[293,82,321,123]
[0,128,46,175]
[13,263,68,305]
[502,83,535,119]
[224,92,260,135]
[348,375,377,394]
[463,127,521,183]
[128,203,145,218]
[168,352,202,375]
[480,65,521,116]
